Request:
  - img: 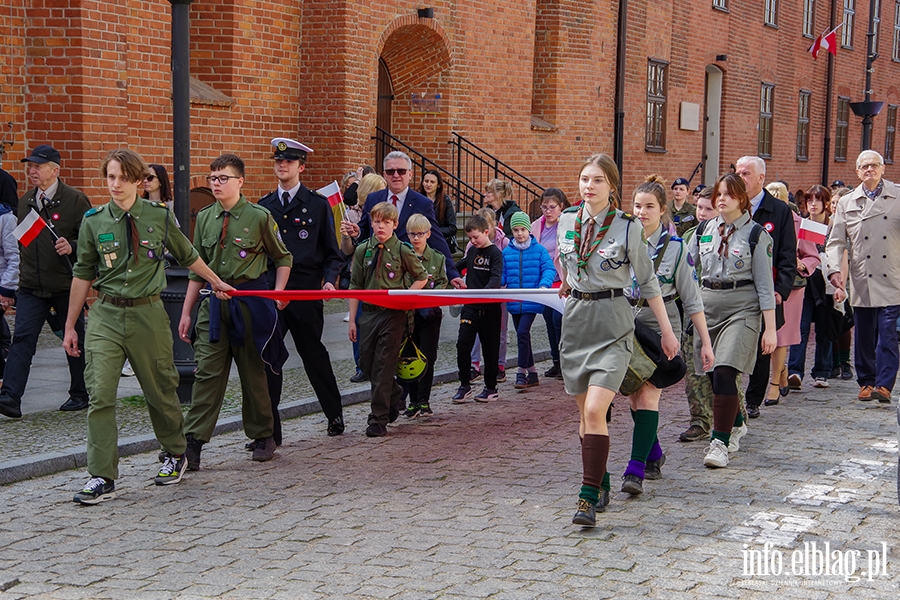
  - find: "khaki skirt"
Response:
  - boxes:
[696,287,761,375]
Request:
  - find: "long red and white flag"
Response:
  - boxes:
[809,25,842,59]
[316,181,343,208]
[13,208,47,246]
[798,218,829,245]
[228,288,567,313]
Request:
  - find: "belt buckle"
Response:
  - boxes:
[712,281,722,290]
[115,297,128,307]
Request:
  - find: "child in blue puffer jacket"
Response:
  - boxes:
[502,211,556,389]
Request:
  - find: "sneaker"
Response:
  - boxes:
[184,434,203,471]
[679,425,709,442]
[728,424,748,454]
[544,361,562,379]
[251,437,276,462]
[155,453,187,486]
[73,477,116,505]
[327,416,345,436]
[858,385,874,401]
[829,366,841,379]
[703,438,729,468]
[871,386,892,404]
[417,404,433,417]
[474,387,499,402]
[525,372,539,387]
[470,366,482,382]
[840,363,854,380]
[787,373,802,390]
[644,453,666,480]
[350,370,368,383]
[452,385,472,403]
[812,377,830,388]
[0,394,21,419]
[365,422,387,437]
[342,312,350,323]
[746,404,760,419]
[404,404,421,418]
[572,498,596,527]
[514,372,528,389]
[496,368,506,383]
[121,360,135,377]
[621,474,643,495]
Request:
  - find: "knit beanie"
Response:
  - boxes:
[509,211,532,232]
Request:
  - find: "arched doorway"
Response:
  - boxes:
[376,58,394,169]
[703,65,723,185]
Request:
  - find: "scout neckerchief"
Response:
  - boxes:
[717,222,735,259]
[574,203,616,275]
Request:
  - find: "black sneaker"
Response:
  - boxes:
[496,368,507,383]
[327,416,345,436]
[621,474,643,495]
[470,367,482,382]
[829,365,841,379]
[404,404,421,418]
[365,422,387,437]
[350,370,368,383]
[452,385,472,403]
[840,362,854,380]
[746,404,760,419]
[73,477,116,505]
[514,373,528,389]
[417,404,433,417]
[474,387,499,402]
[644,453,666,480]
[0,394,21,419]
[544,362,562,379]
[184,434,203,471]
[572,498,596,527]
[251,437,276,462]
[155,453,187,486]
[525,372,539,387]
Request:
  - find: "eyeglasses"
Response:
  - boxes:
[540,204,560,211]
[144,174,157,182]
[858,163,883,171]
[206,175,241,184]
[384,168,409,177]
[408,231,428,238]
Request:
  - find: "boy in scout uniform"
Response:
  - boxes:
[180,154,292,467]
[63,149,234,505]
[348,201,427,437]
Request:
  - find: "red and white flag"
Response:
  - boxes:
[809,25,841,59]
[13,209,47,246]
[316,181,343,208]
[799,218,829,245]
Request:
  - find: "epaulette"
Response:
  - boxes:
[620,211,637,221]
[84,205,105,217]
[147,201,167,209]
[400,240,414,250]
[562,206,579,214]
[198,203,216,213]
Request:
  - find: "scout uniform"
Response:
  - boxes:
[183,195,292,445]
[73,199,198,481]
[350,233,426,428]
[557,207,661,396]
[688,211,774,374]
[671,201,697,238]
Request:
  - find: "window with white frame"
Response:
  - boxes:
[797,91,811,160]
[759,83,775,158]
[765,0,778,26]
[803,0,816,37]
[843,0,855,47]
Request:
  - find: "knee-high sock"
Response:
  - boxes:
[629,409,659,464]
[580,434,609,503]
[712,394,739,444]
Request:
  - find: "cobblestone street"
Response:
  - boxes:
[0,364,897,599]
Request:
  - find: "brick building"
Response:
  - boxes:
[1,0,898,220]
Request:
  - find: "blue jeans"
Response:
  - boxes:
[542,305,563,363]
[853,305,900,389]
[788,289,832,380]
[511,312,537,371]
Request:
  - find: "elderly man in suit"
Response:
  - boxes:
[735,155,797,419]
[826,150,900,404]
[0,145,91,419]
[340,151,464,288]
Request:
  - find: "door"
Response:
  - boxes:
[703,65,723,186]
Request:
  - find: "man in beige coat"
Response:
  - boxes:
[826,150,899,403]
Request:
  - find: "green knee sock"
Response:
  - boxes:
[579,484,600,504]
[733,412,744,428]
[601,471,610,492]
[711,430,732,445]
[630,409,659,463]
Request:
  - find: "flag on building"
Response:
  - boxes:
[13,209,47,246]
[809,25,841,59]
[798,218,829,245]
[316,181,343,207]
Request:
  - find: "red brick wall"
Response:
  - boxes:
[4,0,899,218]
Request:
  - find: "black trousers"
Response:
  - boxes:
[1,289,87,403]
[407,309,442,405]
[457,305,501,390]
[265,299,342,444]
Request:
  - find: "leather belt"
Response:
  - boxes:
[628,294,675,306]
[97,292,160,307]
[570,289,624,301]
[701,279,754,290]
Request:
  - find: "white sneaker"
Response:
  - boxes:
[728,423,747,453]
[342,312,350,323]
[812,377,829,388]
[703,438,729,468]
[121,360,135,377]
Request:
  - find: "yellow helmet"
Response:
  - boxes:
[396,337,428,381]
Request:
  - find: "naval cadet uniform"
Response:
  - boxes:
[183,195,292,444]
[671,201,697,238]
[73,199,197,481]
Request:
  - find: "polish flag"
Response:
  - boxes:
[809,25,841,59]
[13,209,47,246]
[799,218,829,245]
[316,181,343,207]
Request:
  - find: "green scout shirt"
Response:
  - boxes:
[188,195,292,283]
[405,245,449,290]
[672,201,697,237]
[350,234,427,292]
[73,199,199,298]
